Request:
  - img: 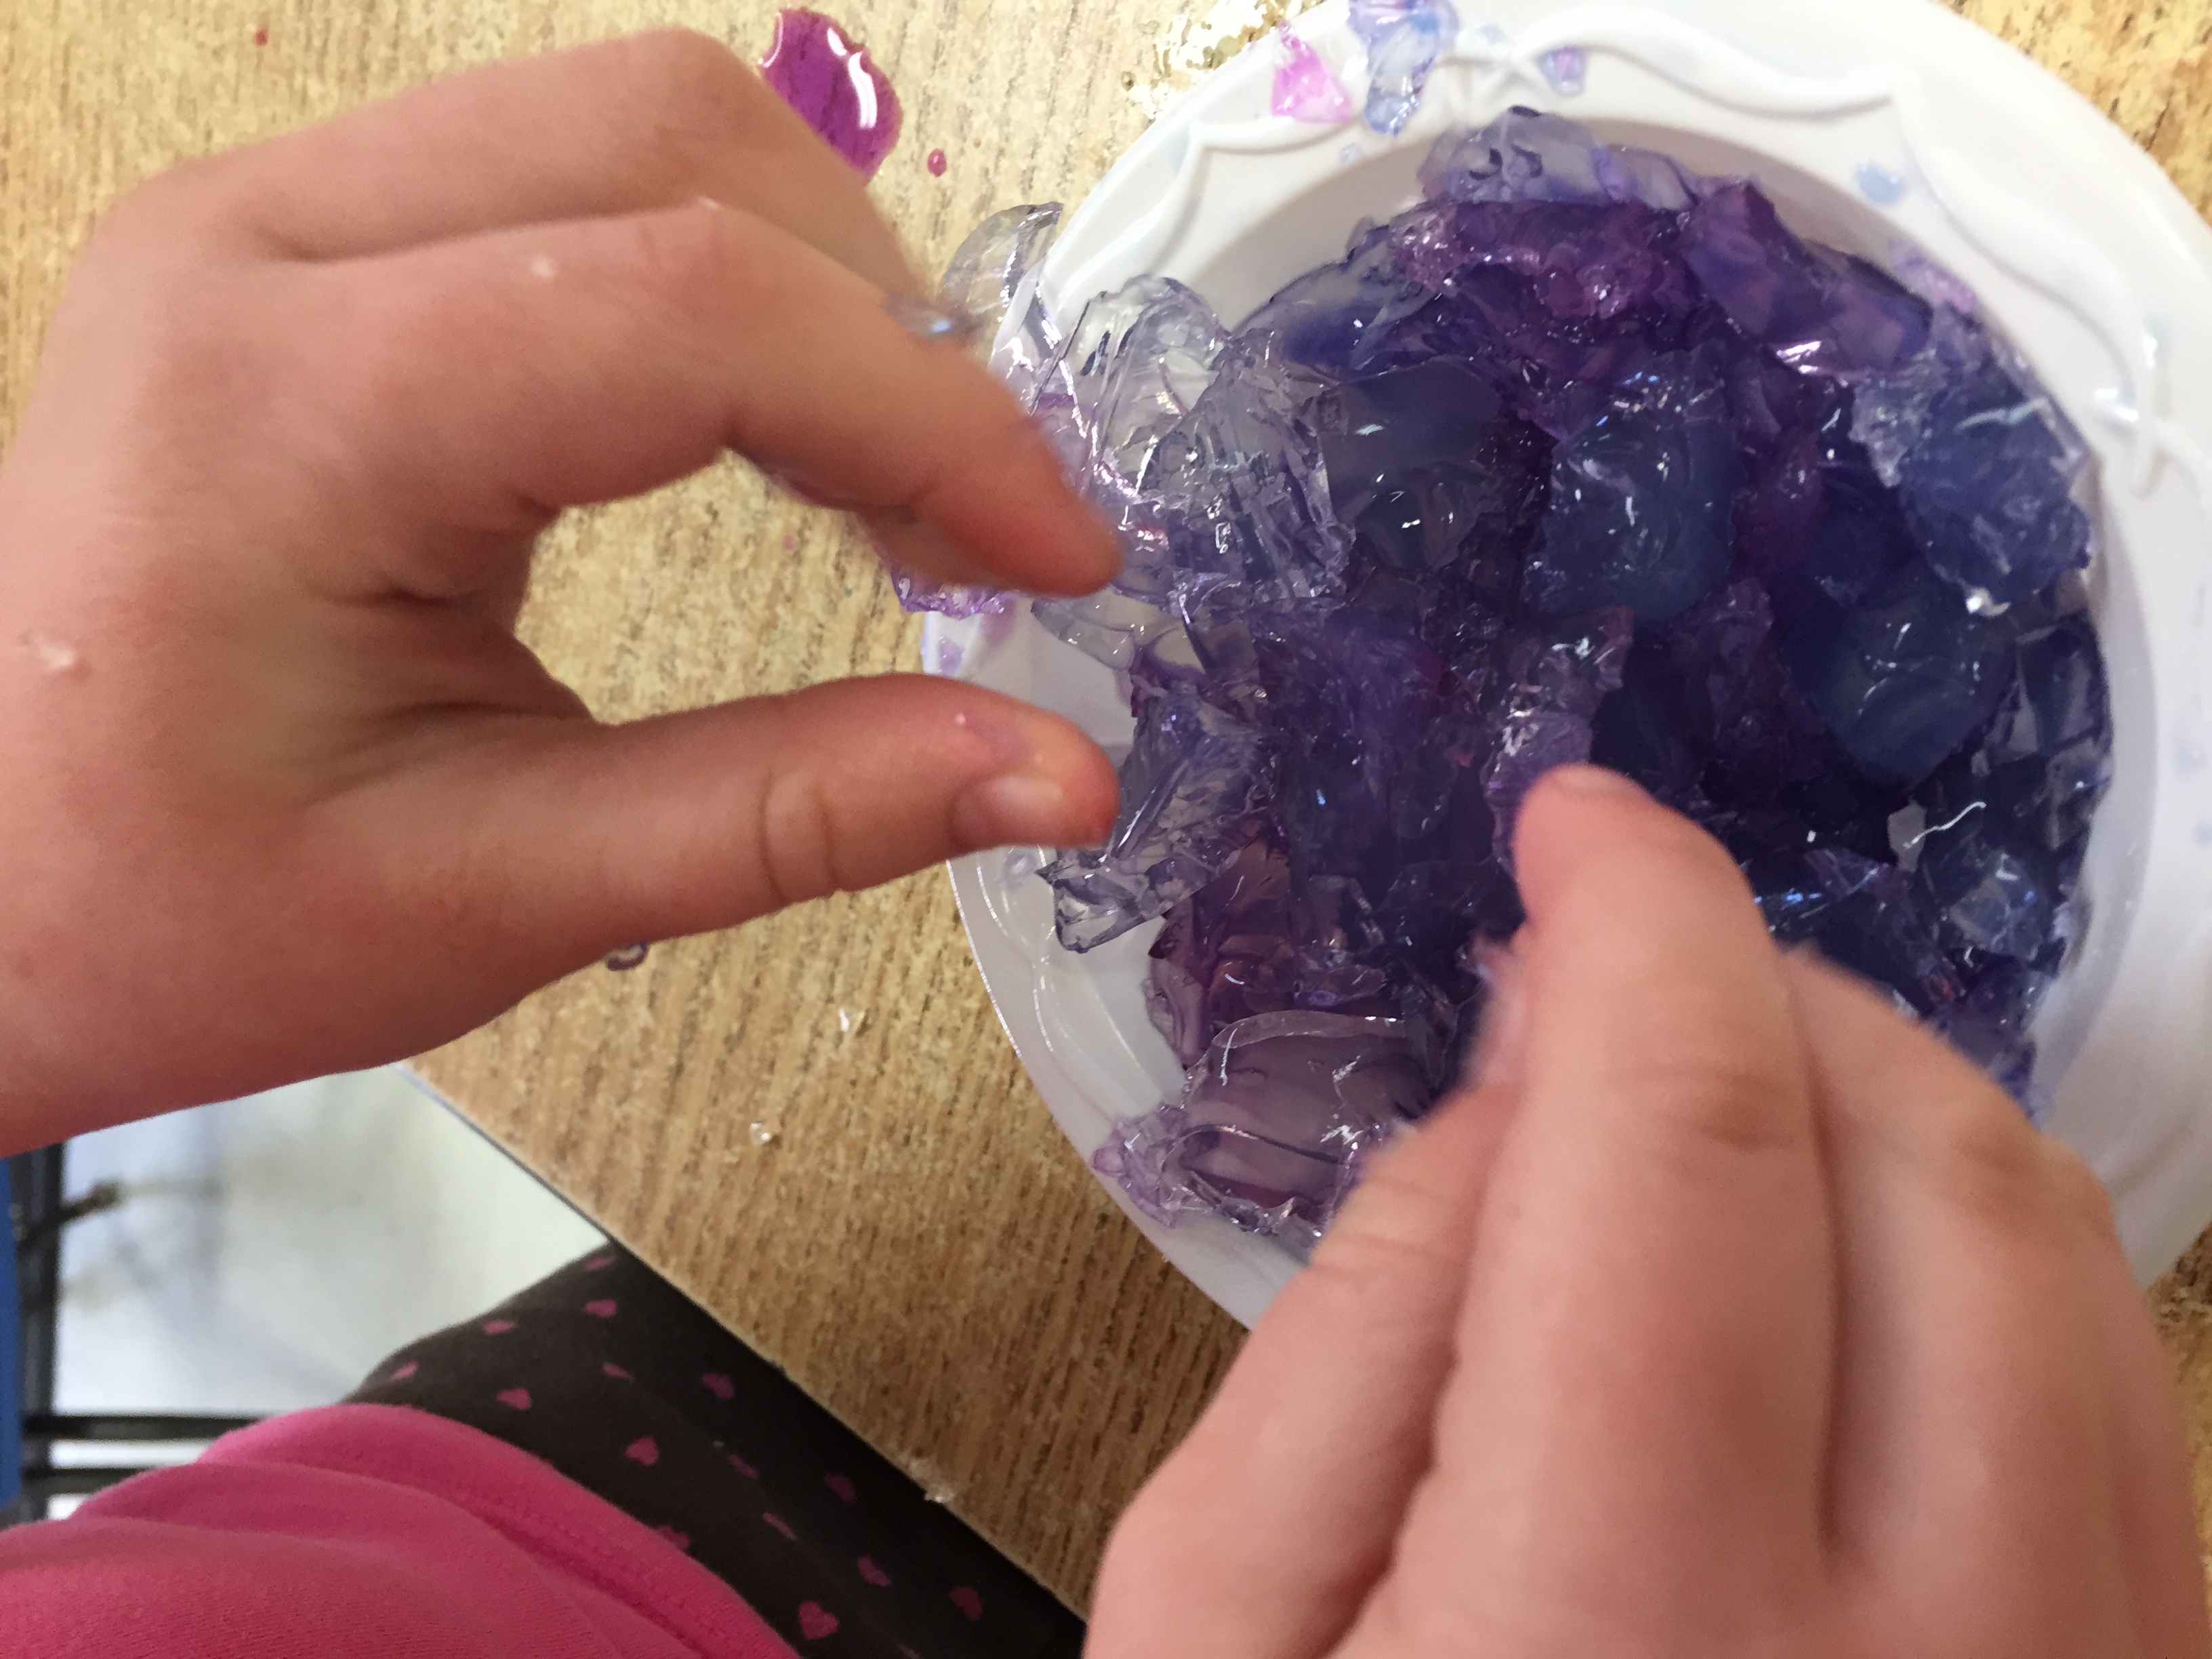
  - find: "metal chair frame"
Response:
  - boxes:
[6,1147,258,1527]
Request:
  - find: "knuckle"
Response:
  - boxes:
[617,201,754,306]
[1919,1094,2053,1231]
[617,28,760,168]
[1305,1209,1460,1298]
[1631,1039,1805,1164]
[92,160,223,253]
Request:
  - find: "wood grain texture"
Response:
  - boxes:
[3,0,2210,1613]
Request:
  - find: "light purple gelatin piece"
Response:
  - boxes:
[886,203,1066,617]
[883,559,1015,621]
[1349,0,1459,136]
[1271,25,1356,123]
[1094,1011,1432,1251]
[759,8,903,180]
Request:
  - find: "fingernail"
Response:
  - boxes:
[952,771,1091,851]
[1543,763,1645,800]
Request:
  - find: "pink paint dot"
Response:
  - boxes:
[758,9,902,180]
[388,1361,417,1382]
[252,24,268,45]
[823,1473,857,1504]
[949,1585,983,1621]
[603,1361,633,1380]
[782,531,797,552]
[797,1601,841,1641]
[625,1436,660,1467]
[729,1452,759,1477]
[584,1253,616,1271]
[762,1511,796,1540]
[656,1525,690,1551]
[583,1298,617,1318]
[1269,25,1356,123]
[496,1387,533,1410]
[483,1319,516,1335]
[858,1556,891,1587]
[926,146,947,176]
[701,1372,734,1400]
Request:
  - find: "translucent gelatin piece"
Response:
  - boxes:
[1349,0,1460,136]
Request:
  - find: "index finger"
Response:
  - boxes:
[171,31,914,293]
[1397,768,1832,1593]
[287,200,1118,600]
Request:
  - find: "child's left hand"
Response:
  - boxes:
[0,32,1120,1143]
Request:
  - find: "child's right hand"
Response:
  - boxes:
[0,33,1118,1141]
[1091,767,2209,1659]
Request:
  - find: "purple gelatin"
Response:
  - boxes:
[759,9,902,180]
[1349,0,1460,136]
[951,110,2109,1248]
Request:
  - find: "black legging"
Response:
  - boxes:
[347,1247,1084,1659]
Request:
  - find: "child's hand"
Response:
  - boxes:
[0,32,1118,1139]
[1091,769,2207,1659]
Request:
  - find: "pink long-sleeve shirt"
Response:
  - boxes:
[0,1404,798,1658]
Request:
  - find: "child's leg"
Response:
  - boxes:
[348,1248,1084,1659]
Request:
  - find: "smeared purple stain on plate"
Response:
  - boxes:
[1271,26,1356,123]
[924,110,2108,1248]
[759,9,903,180]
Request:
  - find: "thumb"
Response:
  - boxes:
[363,674,1117,970]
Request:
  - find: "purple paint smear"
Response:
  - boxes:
[759,9,903,180]
[1271,26,1356,123]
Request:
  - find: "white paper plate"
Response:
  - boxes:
[925,0,2212,1325]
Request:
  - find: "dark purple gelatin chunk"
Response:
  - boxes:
[759,9,902,180]
[951,110,2110,1250]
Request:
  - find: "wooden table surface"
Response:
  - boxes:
[7,0,2212,1614]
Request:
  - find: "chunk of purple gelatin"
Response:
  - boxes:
[1778,559,2013,786]
[945,109,2112,1246]
[1521,354,1743,623]
[1095,1010,1436,1250]
[1679,184,1931,377]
